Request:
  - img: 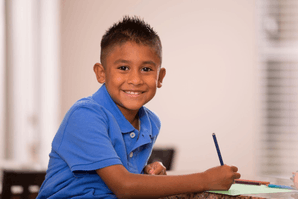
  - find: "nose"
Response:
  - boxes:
[127,70,144,85]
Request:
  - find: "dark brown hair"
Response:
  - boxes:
[100,16,162,66]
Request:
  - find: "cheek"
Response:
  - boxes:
[144,75,158,85]
[115,76,122,83]
[107,73,123,84]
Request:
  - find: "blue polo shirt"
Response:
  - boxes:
[37,84,160,199]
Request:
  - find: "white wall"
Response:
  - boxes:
[0,0,5,160]
[60,0,258,178]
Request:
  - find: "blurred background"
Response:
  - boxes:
[1,0,298,180]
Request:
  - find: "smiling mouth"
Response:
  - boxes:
[123,90,143,95]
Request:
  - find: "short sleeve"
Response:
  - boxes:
[57,105,122,172]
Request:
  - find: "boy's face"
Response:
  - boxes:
[94,41,166,116]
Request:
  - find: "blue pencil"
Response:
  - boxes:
[268,184,294,189]
[212,133,224,166]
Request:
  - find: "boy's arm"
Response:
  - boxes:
[96,164,240,199]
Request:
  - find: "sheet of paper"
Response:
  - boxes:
[207,184,294,196]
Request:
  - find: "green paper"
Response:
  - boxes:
[207,184,294,196]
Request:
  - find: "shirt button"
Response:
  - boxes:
[129,152,133,158]
[130,132,135,138]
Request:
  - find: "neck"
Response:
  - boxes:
[117,106,139,130]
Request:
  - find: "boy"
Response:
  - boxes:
[37,16,240,199]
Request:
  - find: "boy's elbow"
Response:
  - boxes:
[113,186,130,199]
[97,165,141,199]
[112,180,138,199]
[114,190,131,199]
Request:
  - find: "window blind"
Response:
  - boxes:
[258,0,298,176]
[3,0,60,168]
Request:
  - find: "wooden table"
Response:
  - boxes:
[161,192,265,199]
[161,191,298,199]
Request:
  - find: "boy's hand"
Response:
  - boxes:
[291,172,298,189]
[202,165,241,191]
[144,161,167,175]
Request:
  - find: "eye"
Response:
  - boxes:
[118,66,129,71]
[142,67,152,72]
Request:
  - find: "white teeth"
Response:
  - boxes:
[125,91,141,95]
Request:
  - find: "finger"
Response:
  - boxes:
[144,165,153,174]
[157,168,167,175]
[152,166,164,175]
[231,166,238,172]
[151,162,166,175]
[234,172,241,179]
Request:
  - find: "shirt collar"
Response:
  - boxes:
[92,84,136,133]
[138,107,152,138]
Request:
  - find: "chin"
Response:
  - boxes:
[123,101,144,109]
[126,106,142,111]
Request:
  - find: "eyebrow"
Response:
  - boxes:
[114,59,157,66]
[143,61,157,66]
[114,59,130,64]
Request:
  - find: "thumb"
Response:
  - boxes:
[144,165,153,174]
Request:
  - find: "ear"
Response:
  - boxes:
[157,68,166,88]
[93,63,106,84]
